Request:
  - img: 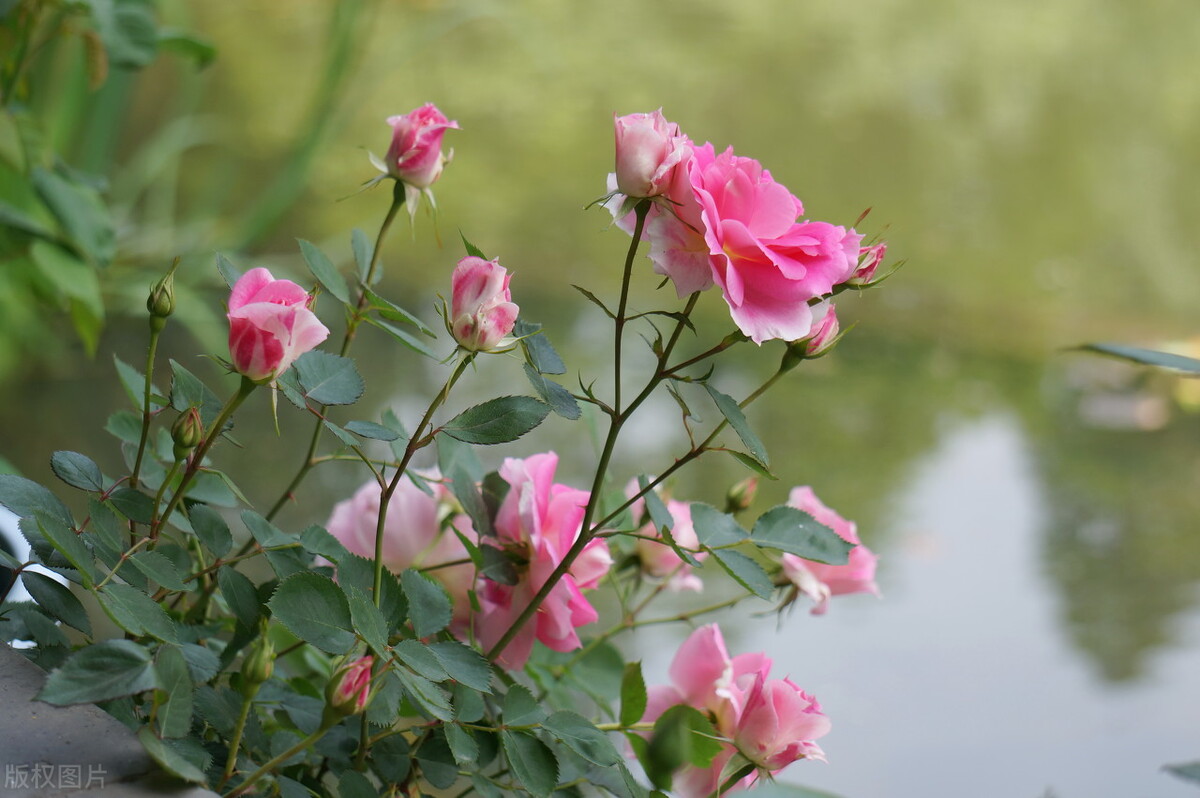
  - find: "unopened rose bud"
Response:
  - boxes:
[241,636,275,694]
[725,476,758,514]
[803,302,840,359]
[450,256,519,352]
[171,407,203,460]
[613,109,690,199]
[146,261,178,330]
[848,242,887,287]
[324,655,373,723]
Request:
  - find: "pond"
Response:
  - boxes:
[2,0,1199,795]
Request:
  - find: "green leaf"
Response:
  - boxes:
[99,584,178,642]
[639,476,699,567]
[323,419,359,447]
[1165,761,1200,786]
[129,551,188,591]
[22,572,91,635]
[109,486,155,524]
[645,705,723,790]
[36,513,97,586]
[294,351,364,406]
[394,639,448,682]
[38,640,156,705]
[689,503,748,547]
[241,509,292,548]
[30,166,114,265]
[215,252,242,289]
[351,228,374,284]
[217,566,261,631]
[344,420,400,441]
[501,730,559,797]
[156,27,216,68]
[460,232,488,259]
[298,238,350,305]
[364,316,438,359]
[396,669,453,721]
[522,364,581,420]
[105,409,142,443]
[415,729,459,787]
[542,710,623,766]
[502,683,545,726]
[0,474,73,527]
[444,723,478,765]
[338,770,377,798]
[400,569,452,638]
[1080,343,1200,374]
[442,396,551,445]
[571,284,615,319]
[113,354,163,409]
[620,662,647,728]
[178,643,220,683]
[190,504,232,558]
[154,645,193,738]
[268,572,355,654]
[299,524,350,563]
[707,547,774,599]
[704,383,768,468]
[136,728,208,783]
[726,450,778,480]
[346,586,389,656]
[514,318,566,375]
[93,0,159,67]
[751,505,852,564]
[363,286,434,335]
[428,641,494,693]
[168,359,224,429]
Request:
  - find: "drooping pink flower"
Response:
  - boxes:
[474,453,612,669]
[450,256,519,352]
[327,655,373,716]
[641,624,828,797]
[632,496,706,592]
[385,104,459,189]
[325,474,475,621]
[227,267,329,382]
[781,486,879,614]
[613,110,692,199]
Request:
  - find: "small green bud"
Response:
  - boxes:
[171,407,203,460]
[241,636,275,693]
[725,476,759,515]
[147,259,179,322]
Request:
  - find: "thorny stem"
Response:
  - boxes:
[219,690,257,788]
[224,726,331,798]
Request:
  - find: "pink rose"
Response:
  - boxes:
[613,110,692,199]
[849,241,888,286]
[689,145,862,344]
[801,301,839,356]
[385,103,459,188]
[781,486,879,614]
[474,453,612,669]
[327,655,373,716]
[642,624,827,797]
[633,497,706,592]
[227,267,329,382]
[325,474,475,621]
[734,675,831,770]
[450,256,519,352]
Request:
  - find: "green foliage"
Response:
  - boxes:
[442,396,551,445]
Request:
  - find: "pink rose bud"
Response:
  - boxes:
[849,241,887,286]
[734,675,831,770]
[803,302,840,358]
[613,109,691,198]
[326,655,373,718]
[450,256,519,352]
[227,267,330,383]
[385,104,459,188]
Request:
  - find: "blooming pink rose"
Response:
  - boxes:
[801,301,839,356]
[385,103,459,188]
[475,453,612,669]
[782,486,879,614]
[328,655,373,715]
[689,145,862,344]
[450,256,519,352]
[634,498,706,592]
[613,110,692,199]
[227,267,329,382]
[734,675,831,769]
[642,624,827,797]
[325,474,475,621]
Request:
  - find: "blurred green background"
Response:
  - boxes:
[3,1,1199,795]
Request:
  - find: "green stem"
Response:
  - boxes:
[372,352,474,606]
[154,377,257,536]
[613,200,651,413]
[223,725,330,798]
[708,762,757,798]
[264,184,405,522]
[129,323,162,491]
[219,691,256,788]
[148,457,183,542]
